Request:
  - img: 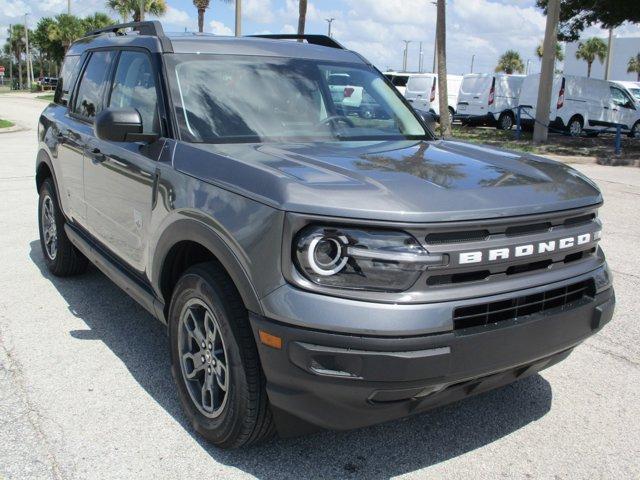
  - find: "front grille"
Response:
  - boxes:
[453,280,595,330]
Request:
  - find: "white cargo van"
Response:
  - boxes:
[404,73,463,117]
[456,73,525,129]
[518,74,639,137]
[614,80,640,102]
[384,72,411,96]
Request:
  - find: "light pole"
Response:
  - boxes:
[325,18,335,37]
[470,54,475,73]
[526,58,531,75]
[402,40,411,72]
[418,41,424,73]
[431,1,437,73]
[605,27,614,80]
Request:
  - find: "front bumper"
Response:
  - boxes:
[251,270,614,436]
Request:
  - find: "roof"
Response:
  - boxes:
[67,22,364,64]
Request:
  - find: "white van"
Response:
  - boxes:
[404,74,463,117]
[518,74,640,137]
[384,72,411,96]
[456,73,525,129]
[613,80,640,103]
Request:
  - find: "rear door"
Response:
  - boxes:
[83,49,164,273]
[457,75,492,116]
[405,75,434,112]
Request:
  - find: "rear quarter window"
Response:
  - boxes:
[54,55,82,106]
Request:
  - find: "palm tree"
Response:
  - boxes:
[535,42,564,62]
[575,37,607,78]
[627,53,640,82]
[106,0,167,23]
[298,0,307,38]
[192,0,231,34]
[48,14,85,53]
[495,50,525,74]
[83,13,115,32]
[5,25,26,88]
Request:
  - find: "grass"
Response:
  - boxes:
[37,94,55,102]
[0,119,15,128]
[449,124,640,164]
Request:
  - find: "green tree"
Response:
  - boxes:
[495,50,525,74]
[33,17,65,76]
[535,41,564,62]
[575,37,607,77]
[536,0,640,42]
[3,25,27,88]
[83,13,116,33]
[628,54,640,82]
[48,14,85,53]
[106,0,167,23]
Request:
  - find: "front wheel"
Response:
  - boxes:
[497,112,514,130]
[169,263,274,448]
[629,121,640,138]
[38,178,88,276]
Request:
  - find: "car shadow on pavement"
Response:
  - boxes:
[30,240,553,479]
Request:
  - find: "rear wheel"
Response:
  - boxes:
[169,263,274,448]
[38,178,88,276]
[496,112,514,130]
[567,116,583,137]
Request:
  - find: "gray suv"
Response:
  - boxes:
[37,21,615,448]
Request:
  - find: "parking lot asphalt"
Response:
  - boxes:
[0,94,638,480]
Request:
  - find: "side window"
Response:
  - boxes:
[72,51,115,120]
[610,87,629,107]
[109,51,160,134]
[54,55,81,106]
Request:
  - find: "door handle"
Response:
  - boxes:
[88,147,106,163]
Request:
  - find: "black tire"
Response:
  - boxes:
[567,116,583,137]
[496,112,514,130]
[629,121,639,139]
[38,177,88,276]
[169,263,274,448]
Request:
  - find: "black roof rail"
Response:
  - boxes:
[247,34,345,50]
[84,21,173,52]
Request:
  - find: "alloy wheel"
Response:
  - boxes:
[178,298,229,418]
[41,195,57,260]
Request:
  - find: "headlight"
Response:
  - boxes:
[294,226,445,292]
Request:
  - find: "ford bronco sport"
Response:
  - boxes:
[37,22,615,448]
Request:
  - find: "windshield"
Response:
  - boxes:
[167,54,428,143]
[628,88,640,102]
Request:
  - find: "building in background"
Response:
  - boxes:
[564,36,640,81]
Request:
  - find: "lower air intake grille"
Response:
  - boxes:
[453,280,595,330]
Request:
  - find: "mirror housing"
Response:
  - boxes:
[414,108,437,133]
[95,108,156,142]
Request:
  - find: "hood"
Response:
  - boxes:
[173,139,602,222]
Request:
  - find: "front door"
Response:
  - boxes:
[83,50,163,273]
[609,86,637,129]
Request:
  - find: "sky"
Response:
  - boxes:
[1,0,639,75]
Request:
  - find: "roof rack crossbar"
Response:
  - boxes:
[84,21,173,52]
[247,34,345,50]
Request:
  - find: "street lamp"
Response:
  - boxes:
[402,40,411,72]
[325,18,335,37]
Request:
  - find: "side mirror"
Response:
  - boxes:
[415,108,437,132]
[95,108,157,142]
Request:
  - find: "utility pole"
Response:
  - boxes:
[605,27,614,80]
[402,40,411,72]
[67,0,71,14]
[470,54,475,73]
[418,41,424,73]
[431,1,437,73]
[325,18,334,37]
[436,0,451,137]
[8,24,12,87]
[235,0,242,36]
[24,13,32,89]
[533,0,560,144]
